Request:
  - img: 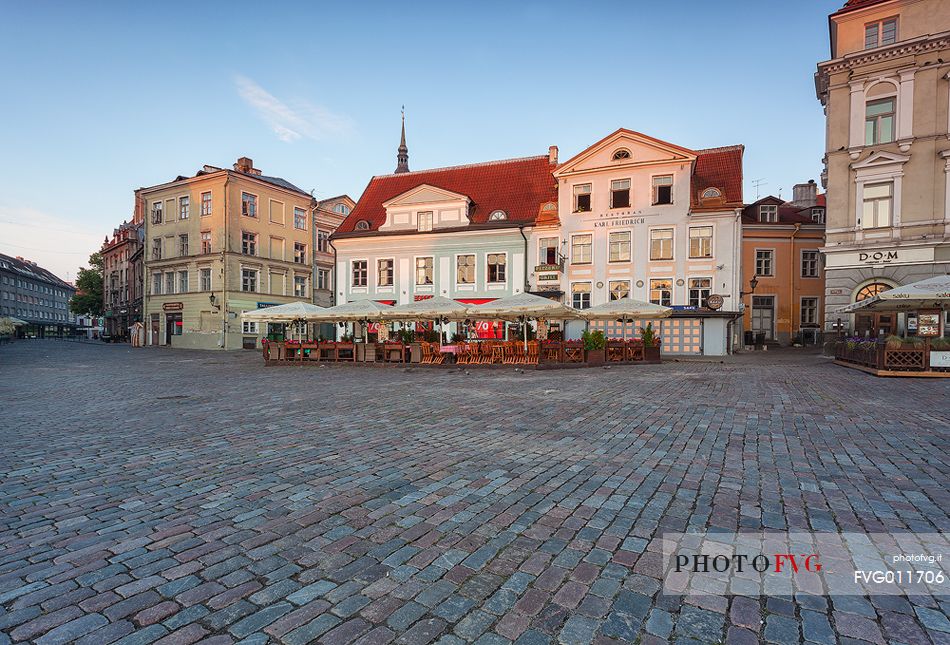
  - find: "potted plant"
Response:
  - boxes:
[640,323,662,362]
[885,335,904,350]
[582,329,607,365]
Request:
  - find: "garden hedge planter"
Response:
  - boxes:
[585,349,605,366]
[643,346,661,362]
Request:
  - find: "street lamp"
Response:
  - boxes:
[740,277,759,297]
[209,293,219,310]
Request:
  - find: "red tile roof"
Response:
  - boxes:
[742,196,825,225]
[691,145,744,208]
[335,156,557,235]
[832,0,892,16]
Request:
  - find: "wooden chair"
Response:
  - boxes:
[420,342,433,364]
[455,343,470,365]
[526,341,540,365]
[481,342,494,364]
[431,344,447,365]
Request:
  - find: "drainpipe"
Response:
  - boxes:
[310,195,319,305]
[221,175,230,350]
[519,225,529,294]
[328,238,338,340]
[790,222,801,343]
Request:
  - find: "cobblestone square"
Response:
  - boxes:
[1,342,948,644]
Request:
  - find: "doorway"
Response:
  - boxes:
[751,296,775,340]
[164,313,182,345]
[150,314,160,346]
[854,312,894,337]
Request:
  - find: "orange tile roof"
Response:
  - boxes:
[691,145,744,208]
[335,156,557,235]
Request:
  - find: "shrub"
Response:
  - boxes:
[582,329,606,351]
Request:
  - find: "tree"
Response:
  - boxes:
[70,251,104,317]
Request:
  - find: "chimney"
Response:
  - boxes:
[548,146,559,165]
[234,157,260,175]
[791,179,818,207]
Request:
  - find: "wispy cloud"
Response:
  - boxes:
[0,205,103,281]
[234,75,353,142]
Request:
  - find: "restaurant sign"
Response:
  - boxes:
[162,302,183,311]
[706,294,724,310]
[538,274,560,282]
[825,247,934,269]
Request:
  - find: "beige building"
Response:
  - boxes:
[313,195,354,308]
[142,157,318,350]
[816,0,950,337]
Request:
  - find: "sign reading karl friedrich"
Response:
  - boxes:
[592,211,648,228]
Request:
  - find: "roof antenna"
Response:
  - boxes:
[751,178,767,200]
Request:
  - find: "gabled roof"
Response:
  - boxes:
[833,0,893,16]
[553,128,696,176]
[334,155,557,236]
[691,146,744,209]
[742,196,825,225]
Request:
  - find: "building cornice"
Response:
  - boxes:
[817,31,950,77]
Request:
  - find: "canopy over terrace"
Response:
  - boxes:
[580,298,672,339]
[470,292,583,349]
[836,274,950,313]
[380,296,470,321]
[240,301,328,323]
[312,299,394,323]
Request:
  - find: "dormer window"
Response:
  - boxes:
[334,203,351,215]
[865,17,898,49]
[488,210,507,221]
[417,211,433,232]
[355,220,370,231]
[759,205,778,223]
[811,208,825,223]
[612,149,631,161]
[701,187,722,200]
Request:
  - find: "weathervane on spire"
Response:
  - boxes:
[395,106,409,174]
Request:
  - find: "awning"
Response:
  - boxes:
[312,299,394,322]
[580,298,672,321]
[241,301,328,323]
[380,296,469,321]
[469,292,583,321]
[836,275,950,313]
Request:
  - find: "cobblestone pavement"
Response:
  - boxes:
[1,341,949,645]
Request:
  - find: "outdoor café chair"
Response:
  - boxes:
[526,341,540,365]
[455,343,470,365]
[431,344,447,365]
[420,342,433,364]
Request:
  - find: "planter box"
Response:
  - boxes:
[643,346,661,362]
[585,349,605,365]
[408,342,422,363]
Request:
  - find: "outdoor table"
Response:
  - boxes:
[541,342,562,363]
[382,342,405,363]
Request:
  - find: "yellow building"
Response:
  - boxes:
[142,157,316,350]
[816,0,950,336]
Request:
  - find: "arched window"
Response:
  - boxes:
[612,149,631,161]
[355,220,370,231]
[855,282,891,301]
[488,210,507,221]
[701,187,722,199]
[334,204,351,215]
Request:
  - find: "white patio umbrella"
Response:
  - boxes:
[381,296,470,342]
[580,298,672,339]
[313,299,394,343]
[241,302,328,341]
[470,292,583,350]
[836,275,950,313]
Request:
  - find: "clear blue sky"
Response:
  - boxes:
[0,1,840,280]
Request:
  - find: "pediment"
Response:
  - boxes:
[851,151,910,170]
[554,129,696,177]
[382,184,470,208]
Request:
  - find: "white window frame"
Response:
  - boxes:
[417,211,433,232]
[649,278,673,307]
[538,237,560,266]
[649,227,674,261]
[377,258,395,289]
[486,252,507,285]
[199,268,212,291]
[755,248,775,277]
[608,231,631,263]
[293,207,307,230]
[415,256,434,287]
[241,231,258,256]
[456,253,476,288]
[573,184,592,213]
[571,282,592,310]
[758,204,778,223]
[800,296,820,326]
[317,230,330,253]
[687,277,712,308]
[200,191,212,216]
[241,192,259,218]
[351,259,368,288]
[609,178,631,209]
[293,275,308,298]
[688,226,713,259]
[861,181,894,229]
[571,233,593,265]
[243,321,258,334]
[241,267,258,293]
[151,201,163,225]
[652,174,674,205]
[317,268,331,291]
[178,270,189,293]
[200,231,212,255]
[293,242,307,265]
[801,249,821,278]
[608,280,630,301]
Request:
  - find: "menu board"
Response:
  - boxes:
[917,311,941,338]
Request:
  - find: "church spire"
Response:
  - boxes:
[395,107,409,174]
